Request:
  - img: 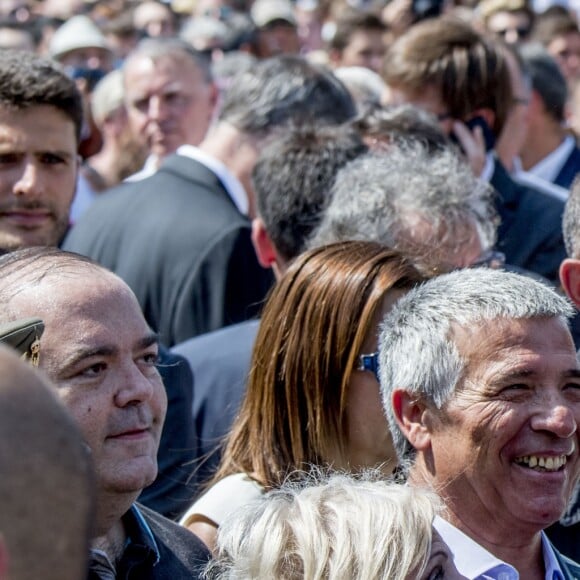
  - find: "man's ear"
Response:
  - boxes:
[392,389,432,452]
[560,258,580,307]
[251,218,277,269]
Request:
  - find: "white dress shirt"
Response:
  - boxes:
[434,516,564,580]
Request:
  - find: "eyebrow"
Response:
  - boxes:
[490,368,580,385]
[60,332,159,371]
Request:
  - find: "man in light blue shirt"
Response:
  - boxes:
[378,268,580,579]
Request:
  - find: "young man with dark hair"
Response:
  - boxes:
[0,49,83,253]
[328,10,387,74]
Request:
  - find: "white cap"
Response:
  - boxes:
[251,0,297,28]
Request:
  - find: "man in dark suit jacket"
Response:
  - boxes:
[63,55,357,347]
[383,17,567,283]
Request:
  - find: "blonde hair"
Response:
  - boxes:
[206,471,438,579]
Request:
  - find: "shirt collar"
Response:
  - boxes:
[121,504,160,568]
[434,517,565,580]
[177,144,249,216]
[526,135,576,183]
[434,516,519,579]
[541,531,565,580]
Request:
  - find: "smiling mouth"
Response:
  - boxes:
[514,454,569,472]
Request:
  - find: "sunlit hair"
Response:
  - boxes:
[309,143,498,277]
[378,268,575,461]
[213,241,423,487]
[206,471,438,580]
[382,16,513,137]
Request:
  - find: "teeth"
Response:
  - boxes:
[515,455,568,471]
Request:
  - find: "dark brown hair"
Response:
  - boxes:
[213,241,423,488]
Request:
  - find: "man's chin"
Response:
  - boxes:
[0,228,65,253]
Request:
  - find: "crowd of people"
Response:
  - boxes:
[2,0,580,578]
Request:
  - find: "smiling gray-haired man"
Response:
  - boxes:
[379,267,580,579]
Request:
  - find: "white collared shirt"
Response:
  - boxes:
[177,144,249,216]
[123,146,250,216]
[526,136,576,186]
[434,516,564,580]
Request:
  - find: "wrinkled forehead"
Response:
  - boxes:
[449,315,576,373]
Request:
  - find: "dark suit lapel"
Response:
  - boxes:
[555,147,580,190]
[490,159,519,242]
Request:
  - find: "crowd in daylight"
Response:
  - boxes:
[1,0,580,578]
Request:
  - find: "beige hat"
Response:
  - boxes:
[49,15,111,60]
[251,0,297,28]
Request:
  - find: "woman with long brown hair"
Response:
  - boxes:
[181,241,423,550]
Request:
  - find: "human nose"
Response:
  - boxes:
[13,160,43,197]
[530,395,577,438]
[114,362,156,408]
[148,95,168,120]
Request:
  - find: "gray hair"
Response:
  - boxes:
[218,55,356,136]
[123,37,213,84]
[333,66,386,109]
[206,471,438,580]
[564,177,580,258]
[378,268,575,460]
[308,143,498,275]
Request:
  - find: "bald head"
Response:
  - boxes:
[0,345,94,580]
[0,247,167,536]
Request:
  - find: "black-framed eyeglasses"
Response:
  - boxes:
[357,352,379,381]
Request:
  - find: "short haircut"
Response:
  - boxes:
[218,55,357,136]
[0,345,94,580]
[308,143,498,276]
[328,10,387,53]
[563,176,580,258]
[214,241,423,487]
[518,42,567,122]
[207,472,439,580]
[0,49,83,142]
[123,37,213,84]
[378,268,575,460]
[382,16,513,137]
[252,123,368,262]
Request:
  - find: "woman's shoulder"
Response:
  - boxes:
[180,473,265,528]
